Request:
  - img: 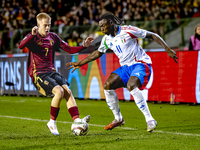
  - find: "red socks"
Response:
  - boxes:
[50,106,79,121]
[50,106,60,120]
[68,106,79,121]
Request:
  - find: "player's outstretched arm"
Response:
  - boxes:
[60,37,94,54]
[66,50,103,73]
[146,31,178,63]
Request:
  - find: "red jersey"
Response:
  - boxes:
[19,32,83,80]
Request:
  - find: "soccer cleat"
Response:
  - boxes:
[74,115,91,123]
[104,118,125,130]
[82,115,91,123]
[47,120,59,135]
[147,120,157,132]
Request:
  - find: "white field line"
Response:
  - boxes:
[0,115,200,137]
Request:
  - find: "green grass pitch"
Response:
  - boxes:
[0,96,200,150]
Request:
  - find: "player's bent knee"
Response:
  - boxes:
[62,86,73,98]
[127,84,137,92]
[127,77,141,91]
[104,81,111,90]
[53,86,64,98]
[65,88,72,96]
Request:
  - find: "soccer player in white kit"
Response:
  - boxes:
[66,13,178,132]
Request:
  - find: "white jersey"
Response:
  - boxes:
[98,25,152,66]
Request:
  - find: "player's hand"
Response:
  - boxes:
[66,62,81,73]
[32,26,38,35]
[83,37,94,47]
[167,49,178,63]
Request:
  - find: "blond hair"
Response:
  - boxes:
[36,12,51,22]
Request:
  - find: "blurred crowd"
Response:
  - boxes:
[0,0,200,54]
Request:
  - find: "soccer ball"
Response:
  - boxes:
[71,121,89,136]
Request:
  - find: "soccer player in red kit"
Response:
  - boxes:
[19,12,94,135]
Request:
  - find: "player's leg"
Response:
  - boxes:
[53,73,90,123]
[62,84,90,123]
[104,73,124,123]
[103,67,127,130]
[46,85,65,135]
[127,63,157,132]
[34,72,63,135]
[51,85,64,107]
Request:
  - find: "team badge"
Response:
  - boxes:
[121,35,126,43]
[50,39,54,45]
[121,38,126,43]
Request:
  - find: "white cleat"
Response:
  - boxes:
[147,120,157,132]
[47,120,59,135]
[74,115,91,123]
[82,115,91,123]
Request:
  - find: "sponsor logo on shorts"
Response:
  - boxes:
[44,80,49,85]
[135,73,140,76]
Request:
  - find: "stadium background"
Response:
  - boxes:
[0,0,200,103]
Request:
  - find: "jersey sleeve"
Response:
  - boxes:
[19,32,34,49]
[98,35,109,53]
[126,25,147,39]
[55,34,84,54]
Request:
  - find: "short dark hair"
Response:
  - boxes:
[100,13,124,25]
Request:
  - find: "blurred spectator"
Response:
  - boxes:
[54,16,64,26]
[14,42,21,53]
[77,37,83,46]
[26,12,37,28]
[0,18,7,30]
[0,31,5,54]
[16,7,24,21]
[22,47,29,53]
[48,6,56,24]
[0,0,198,30]
[0,0,200,54]
[189,24,200,50]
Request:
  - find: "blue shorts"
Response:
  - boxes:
[112,63,152,89]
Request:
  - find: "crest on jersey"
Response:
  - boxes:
[110,42,113,46]
[50,39,54,45]
[121,38,126,43]
[121,35,126,43]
